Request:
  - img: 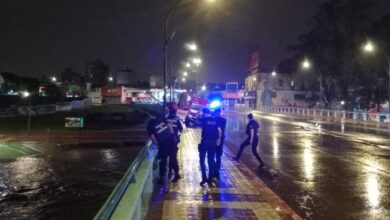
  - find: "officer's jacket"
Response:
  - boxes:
[201,116,220,141]
[147,118,174,143]
[166,115,183,137]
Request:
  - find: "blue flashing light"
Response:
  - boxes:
[209,100,221,109]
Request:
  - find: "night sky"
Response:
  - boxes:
[0,0,389,83]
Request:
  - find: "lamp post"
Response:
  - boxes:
[192,57,202,91]
[22,91,31,134]
[163,0,183,116]
[163,0,216,116]
[301,58,327,106]
[363,41,390,114]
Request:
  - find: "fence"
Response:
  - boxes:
[94,140,158,220]
[260,106,390,125]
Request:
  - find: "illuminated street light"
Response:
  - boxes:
[201,85,206,91]
[253,77,257,81]
[185,62,191,68]
[340,101,345,105]
[186,43,197,51]
[363,41,375,53]
[163,0,217,115]
[182,78,186,82]
[108,76,114,82]
[193,58,202,65]
[22,91,30,97]
[183,71,188,76]
[272,71,277,77]
[51,76,57,82]
[302,59,311,69]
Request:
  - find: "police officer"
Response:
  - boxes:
[166,107,183,182]
[147,116,176,185]
[199,108,222,186]
[213,108,226,180]
[233,113,265,168]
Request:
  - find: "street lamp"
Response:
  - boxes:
[108,76,114,82]
[363,41,375,53]
[163,0,217,116]
[201,85,206,91]
[186,43,198,51]
[192,58,202,65]
[362,40,390,114]
[185,62,191,68]
[183,71,188,76]
[302,59,311,69]
[182,78,186,82]
[271,71,277,77]
[51,76,57,82]
[22,91,32,134]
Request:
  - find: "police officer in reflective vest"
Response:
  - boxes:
[166,108,183,182]
[147,116,176,185]
[199,108,222,186]
[233,113,265,168]
[213,108,226,180]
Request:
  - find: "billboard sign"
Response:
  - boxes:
[65,117,84,128]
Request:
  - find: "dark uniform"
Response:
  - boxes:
[214,113,226,179]
[199,109,221,185]
[166,112,183,180]
[234,117,264,167]
[147,117,176,183]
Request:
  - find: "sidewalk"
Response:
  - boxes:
[145,128,301,220]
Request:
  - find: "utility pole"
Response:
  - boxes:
[27,96,31,134]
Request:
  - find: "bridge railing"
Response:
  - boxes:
[260,106,390,125]
[94,140,158,220]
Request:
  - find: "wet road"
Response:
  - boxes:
[0,142,142,220]
[224,110,390,220]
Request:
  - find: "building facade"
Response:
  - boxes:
[245,71,310,108]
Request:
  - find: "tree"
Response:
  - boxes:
[61,68,82,84]
[282,0,375,109]
[0,73,4,93]
[85,60,110,87]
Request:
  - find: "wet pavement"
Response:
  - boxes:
[224,110,390,220]
[0,141,143,220]
[146,128,300,220]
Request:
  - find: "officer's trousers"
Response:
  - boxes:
[158,141,176,178]
[235,136,264,165]
[168,145,179,176]
[198,140,217,181]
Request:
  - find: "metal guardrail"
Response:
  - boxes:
[94,140,157,220]
[260,106,390,124]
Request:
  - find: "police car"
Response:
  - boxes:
[184,98,223,127]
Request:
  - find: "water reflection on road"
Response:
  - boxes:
[225,110,390,220]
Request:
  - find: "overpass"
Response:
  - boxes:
[94,127,301,220]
